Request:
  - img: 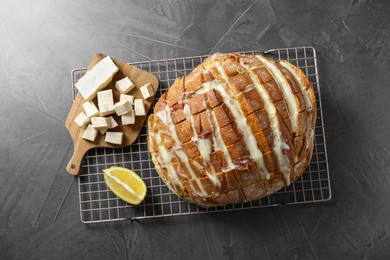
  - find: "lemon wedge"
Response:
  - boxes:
[103,166,147,205]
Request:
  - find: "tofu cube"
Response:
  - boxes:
[91,117,110,129]
[105,132,123,145]
[114,100,132,116]
[75,56,119,100]
[121,110,135,125]
[82,101,99,118]
[82,124,98,142]
[74,112,90,127]
[134,99,146,116]
[115,77,135,94]
[108,116,118,129]
[99,104,115,116]
[97,89,114,105]
[140,83,154,99]
[120,94,134,105]
[99,127,109,134]
[97,89,115,116]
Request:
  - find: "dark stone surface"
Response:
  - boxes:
[1,0,390,259]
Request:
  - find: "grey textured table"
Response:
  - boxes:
[1,0,389,259]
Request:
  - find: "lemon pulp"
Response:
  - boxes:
[103,166,147,205]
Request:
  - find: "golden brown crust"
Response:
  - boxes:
[148,53,316,207]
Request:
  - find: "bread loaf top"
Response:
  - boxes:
[148,53,316,207]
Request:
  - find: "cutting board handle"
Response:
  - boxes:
[66,146,87,175]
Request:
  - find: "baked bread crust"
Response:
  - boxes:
[148,53,316,207]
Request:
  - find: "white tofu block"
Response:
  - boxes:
[97,89,114,106]
[134,99,146,116]
[91,117,110,129]
[105,132,123,145]
[98,127,109,135]
[82,101,99,118]
[121,110,135,125]
[97,89,115,116]
[99,103,115,116]
[115,77,135,94]
[75,56,119,100]
[140,83,154,99]
[82,124,98,142]
[108,116,118,129]
[74,112,90,127]
[114,100,132,116]
[119,94,134,105]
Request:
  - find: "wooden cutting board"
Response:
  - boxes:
[65,53,159,175]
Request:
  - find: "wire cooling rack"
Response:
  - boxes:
[71,46,331,223]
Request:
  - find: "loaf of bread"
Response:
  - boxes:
[147,53,316,207]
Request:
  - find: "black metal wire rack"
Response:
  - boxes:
[71,46,331,223]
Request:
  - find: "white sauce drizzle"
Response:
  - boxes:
[183,104,221,188]
[197,138,212,159]
[154,111,184,191]
[203,101,221,152]
[279,61,314,149]
[215,62,271,180]
[157,106,208,198]
[199,83,236,172]
[256,55,299,134]
[240,61,292,185]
